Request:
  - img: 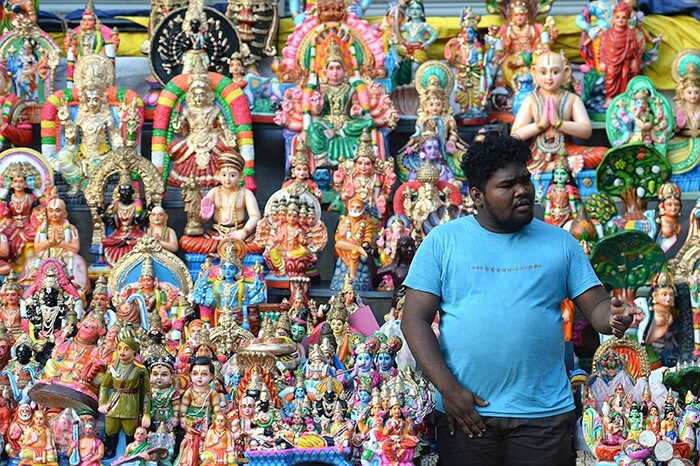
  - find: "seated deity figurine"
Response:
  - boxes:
[543,152,581,229]
[332,129,396,222]
[377,216,412,267]
[401,128,459,187]
[667,50,700,176]
[333,196,376,289]
[393,164,463,242]
[99,170,146,266]
[0,65,32,149]
[396,61,468,183]
[43,54,143,195]
[201,413,237,465]
[511,51,607,174]
[282,139,322,200]
[22,259,82,346]
[63,2,119,88]
[180,151,261,255]
[20,196,90,293]
[253,191,328,283]
[400,0,437,77]
[0,161,40,265]
[289,0,371,26]
[444,8,487,118]
[487,0,556,92]
[40,310,107,399]
[192,240,266,328]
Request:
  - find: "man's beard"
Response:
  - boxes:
[482,196,533,232]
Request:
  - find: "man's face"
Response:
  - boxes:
[190,364,213,388]
[473,162,534,232]
[217,166,241,189]
[150,210,166,225]
[613,10,629,28]
[78,318,101,341]
[240,396,255,418]
[221,261,239,279]
[117,342,136,363]
[18,404,32,421]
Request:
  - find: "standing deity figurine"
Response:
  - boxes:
[444,7,487,119]
[64,0,119,88]
[655,182,681,253]
[667,49,700,176]
[400,0,437,77]
[543,151,581,229]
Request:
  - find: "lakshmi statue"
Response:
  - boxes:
[334,196,376,289]
[192,240,266,328]
[373,394,419,465]
[652,183,682,254]
[332,129,396,221]
[487,0,556,92]
[377,215,412,267]
[180,151,261,254]
[20,196,90,293]
[511,51,606,174]
[64,0,119,88]
[668,49,700,176]
[444,8,487,119]
[305,39,378,168]
[543,151,582,229]
[165,56,238,188]
[396,61,468,183]
[400,0,437,77]
[100,170,146,266]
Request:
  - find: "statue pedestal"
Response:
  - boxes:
[330,258,372,291]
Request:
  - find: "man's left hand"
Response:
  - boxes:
[610,297,643,338]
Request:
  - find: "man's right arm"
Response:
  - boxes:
[401,288,488,437]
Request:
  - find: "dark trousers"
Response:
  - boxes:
[435,410,576,466]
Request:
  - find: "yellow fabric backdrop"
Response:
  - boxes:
[53,14,700,90]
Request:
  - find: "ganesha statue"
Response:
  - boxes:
[274,0,397,174]
[41,54,144,195]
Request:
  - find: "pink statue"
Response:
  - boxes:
[374,402,419,465]
[282,139,322,200]
[67,420,103,466]
[599,3,642,108]
[377,216,411,266]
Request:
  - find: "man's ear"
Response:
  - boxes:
[469,187,484,207]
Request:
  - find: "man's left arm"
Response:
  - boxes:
[573,285,642,337]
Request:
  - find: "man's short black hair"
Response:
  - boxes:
[460,135,532,191]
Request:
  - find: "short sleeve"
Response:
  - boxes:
[403,229,443,297]
[565,235,602,300]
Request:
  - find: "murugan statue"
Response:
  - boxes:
[180,151,261,254]
[668,49,700,176]
[444,8,487,119]
[42,54,144,195]
[511,51,607,174]
[64,0,119,88]
[332,129,396,221]
[396,61,468,183]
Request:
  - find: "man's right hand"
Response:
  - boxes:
[442,385,489,438]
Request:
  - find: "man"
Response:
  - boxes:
[401,135,640,465]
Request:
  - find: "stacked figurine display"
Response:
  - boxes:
[0,0,697,463]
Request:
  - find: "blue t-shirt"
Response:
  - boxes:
[404,215,601,418]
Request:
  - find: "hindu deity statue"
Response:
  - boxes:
[225,0,278,70]
[375,334,403,384]
[0,274,22,337]
[400,126,460,188]
[141,0,187,54]
[486,0,556,92]
[98,327,151,459]
[254,191,328,282]
[99,170,146,266]
[41,309,107,395]
[22,259,82,346]
[543,151,582,229]
[0,161,39,266]
[142,341,179,433]
[164,57,238,188]
[396,61,468,183]
[0,66,31,149]
[444,8,487,119]
[332,129,396,221]
[644,272,676,347]
[18,410,58,466]
[400,0,437,77]
[146,205,178,253]
[180,151,261,255]
[64,0,119,88]
[52,55,132,195]
[334,196,376,290]
[377,216,412,267]
[305,39,379,168]
[21,196,90,293]
[374,393,419,465]
[598,3,642,108]
[511,51,607,174]
[394,163,463,242]
[282,139,322,200]
[290,0,371,25]
[575,0,617,72]
[201,413,237,464]
[192,240,266,328]
[655,183,681,253]
[668,49,700,175]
